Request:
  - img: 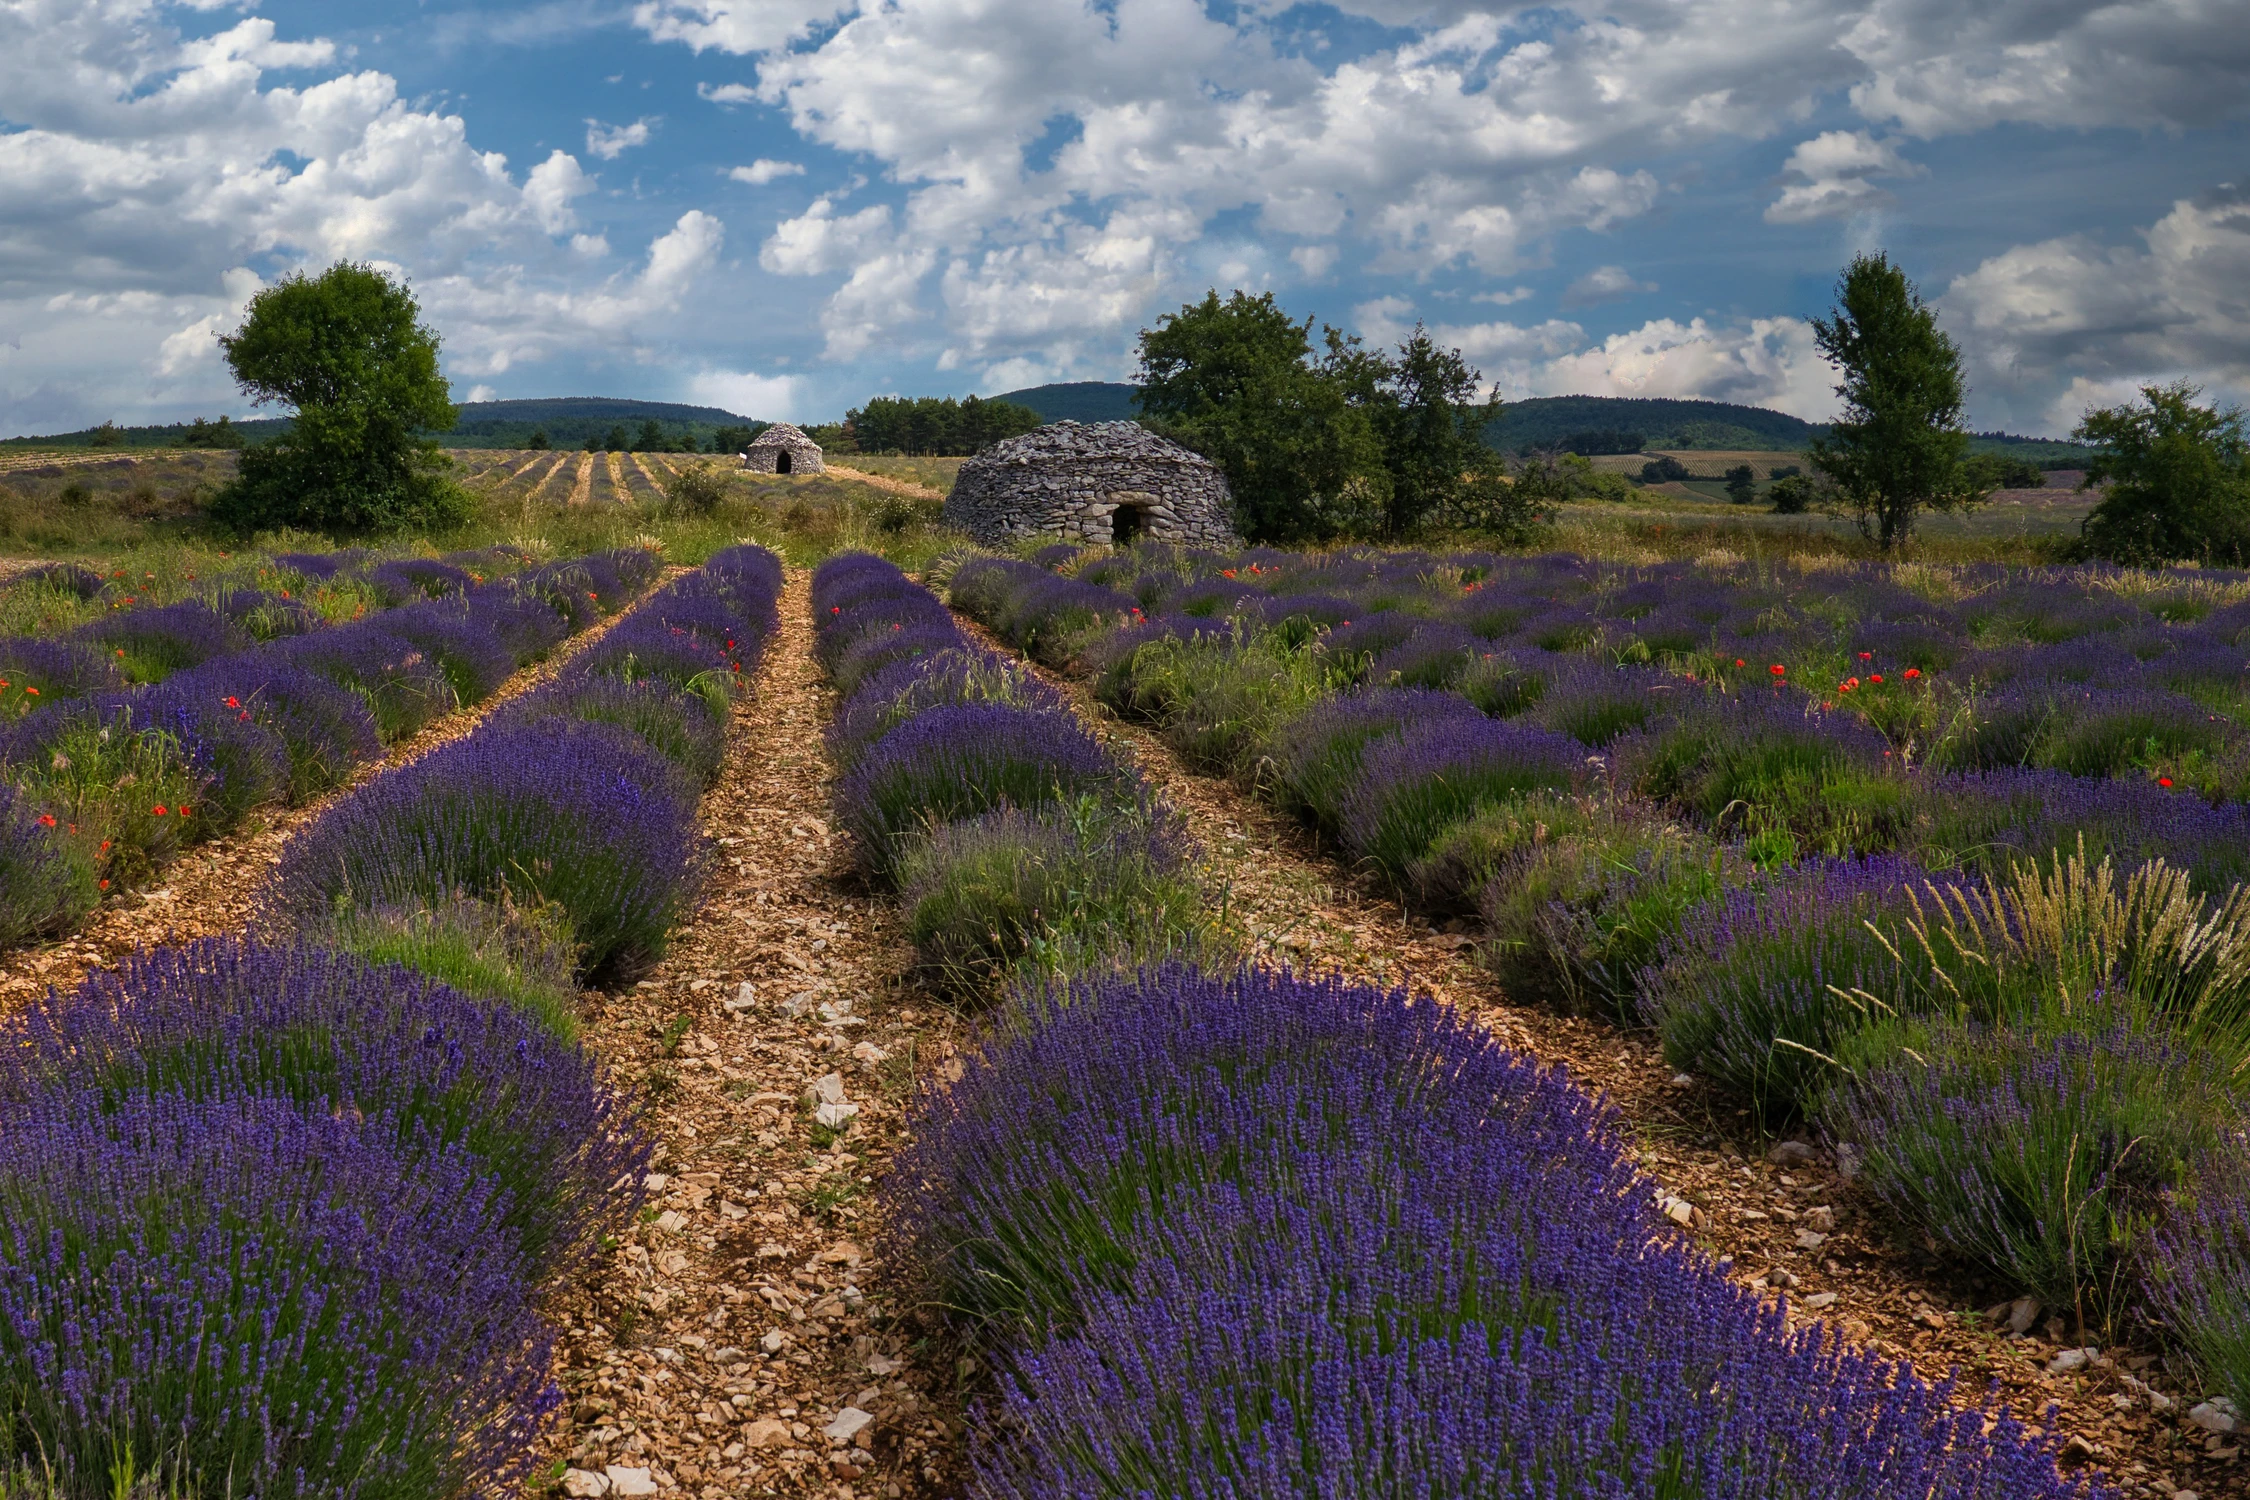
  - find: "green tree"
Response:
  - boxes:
[1366,324,1502,537]
[2072,383,2250,565]
[634,418,665,452]
[180,416,244,450]
[86,421,125,449]
[1806,253,1988,550]
[711,425,760,454]
[526,429,550,451]
[584,435,602,453]
[604,426,627,453]
[1724,464,1758,505]
[1767,474,1817,514]
[207,263,465,535]
[1135,290,1385,543]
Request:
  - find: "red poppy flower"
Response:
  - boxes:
[151,805,167,816]
[224,696,240,709]
[179,806,191,818]
[1869,674,1883,684]
[100,880,109,890]
[1858,652,1872,661]
[1903,667,1921,680]
[36,814,55,828]
[1769,664,1785,676]
[23,687,36,696]
[2159,777,2174,788]
[1734,659,1745,668]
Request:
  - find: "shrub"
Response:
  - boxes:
[1337,716,1584,878]
[0,699,211,878]
[519,673,728,787]
[1829,1021,2238,1316]
[166,661,384,802]
[834,703,1129,882]
[1910,768,2250,895]
[271,625,457,740]
[1614,688,1911,859]
[1104,627,1334,773]
[667,462,731,514]
[314,893,583,1042]
[75,601,242,682]
[0,1090,553,1499]
[2,936,645,1281]
[0,640,121,718]
[1527,657,1679,745]
[2144,1154,2250,1415]
[266,718,703,979]
[896,800,1209,1001]
[0,784,98,949]
[898,964,2098,1498]
[828,648,1061,773]
[372,601,518,706]
[1259,687,1486,833]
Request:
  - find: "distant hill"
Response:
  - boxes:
[3,396,770,452]
[1491,396,1824,453]
[995,382,1140,424]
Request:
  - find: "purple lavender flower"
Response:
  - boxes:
[1831,1021,2236,1311]
[2144,1154,2250,1414]
[374,599,520,705]
[267,717,704,978]
[0,783,96,948]
[73,600,242,682]
[0,638,121,714]
[834,702,1130,880]
[1338,715,1585,875]
[1261,687,1487,832]
[0,1088,557,1498]
[269,622,457,739]
[828,647,1063,772]
[2,935,648,1279]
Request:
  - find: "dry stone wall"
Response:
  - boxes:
[945,420,1237,547]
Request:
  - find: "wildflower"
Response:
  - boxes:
[1221,569,1238,579]
[151,805,167,816]
[1903,667,1921,680]
[115,648,126,658]
[2160,777,2175,788]
[100,879,109,890]
[1769,664,1785,677]
[179,806,191,818]
[26,687,38,696]
[1858,651,1872,661]
[1734,658,1745,668]
[1869,674,1883,684]
[36,814,55,828]
[1846,677,1860,690]
[100,840,110,853]
[224,697,240,709]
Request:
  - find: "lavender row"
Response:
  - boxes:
[269,544,784,984]
[0,547,784,1493]
[812,552,1210,1002]
[0,547,662,952]
[960,541,2250,1426]
[898,962,2105,1497]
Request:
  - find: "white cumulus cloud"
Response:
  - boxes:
[1561,264,1658,308]
[584,117,656,160]
[730,158,806,185]
[1765,130,1922,224]
[686,366,803,419]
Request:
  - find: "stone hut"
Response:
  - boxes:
[741,422,823,475]
[944,420,1236,547]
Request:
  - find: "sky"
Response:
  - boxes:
[0,0,2245,439]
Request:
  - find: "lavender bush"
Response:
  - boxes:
[75,600,242,682]
[1829,1021,2238,1315]
[166,660,383,801]
[828,647,1063,773]
[4,937,645,1279]
[900,964,2105,1498]
[0,640,121,718]
[2144,1155,2250,1415]
[836,703,1131,881]
[0,784,97,949]
[1259,688,1487,833]
[0,1090,554,1499]
[270,625,456,739]
[267,717,703,978]
[1337,715,1585,877]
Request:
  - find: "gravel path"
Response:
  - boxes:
[985,625,2227,1500]
[549,570,965,1500]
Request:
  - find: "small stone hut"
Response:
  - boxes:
[741,422,823,475]
[945,420,1236,547]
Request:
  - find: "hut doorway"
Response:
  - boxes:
[776,451,793,474]
[1110,501,1144,544]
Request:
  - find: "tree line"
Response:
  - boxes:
[822,394,1045,456]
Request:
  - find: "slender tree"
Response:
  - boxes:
[1806,253,1988,550]
[1367,324,1502,537]
[209,262,465,535]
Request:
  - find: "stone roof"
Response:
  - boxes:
[969,420,1217,470]
[748,422,820,450]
